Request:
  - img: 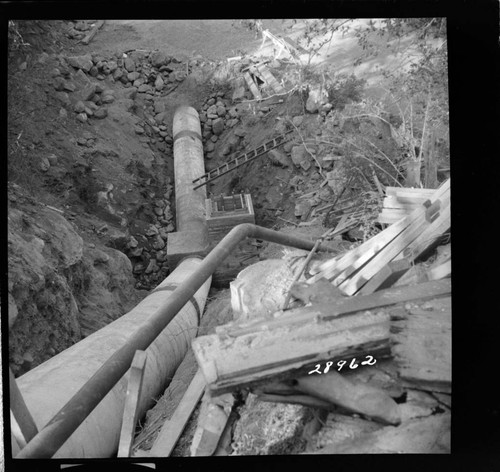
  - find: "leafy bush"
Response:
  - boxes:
[326,73,367,110]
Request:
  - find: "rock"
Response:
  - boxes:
[205,141,215,153]
[76,83,97,102]
[93,108,108,119]
[268,149,291,167]
[306,87,329,113]
[47,154,58,166]
[51,67,61,78]
[291,144,309,168]
[67,54,93,72]
[53,77,66,91]
[8,293,19,329]
[74,101,86,113]
[39,157,50,172]
[133,262,145,274]
[206,104,217,116]
[76,113,88,123]
[38,52,50,64]
[150,50,169,67]
[138,84,152,93]
[292,115,304,127]
[128,236,139,248]
[89,66,99,77]
[294,200,312,217]
[108,61,118,72]
[212,118,224,136]
[59,108,68,119]
[154,75,164,91]
[154,207,163,217]
[216,105,226,117]
[63,81,76,92]
[123,56,136,72]
[300,159,311,171]
[145,259,159,274]
[101,94,115,104]
[134,125,145,135]
[129,247,143,257]
[145,225,159,237]
[152,235,165,250]
[234,127,246,137]
[127,71,140,82]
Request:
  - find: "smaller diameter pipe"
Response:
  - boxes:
[17,224,338,459]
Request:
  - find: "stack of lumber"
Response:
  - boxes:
[309,178,450,296]
[377,186,436,225]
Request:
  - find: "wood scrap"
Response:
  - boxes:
[243,72,262,100]
[9,368,38,444]
[81,20,104,45]
[219,279,450,338]
[295,372,401,425]
[193,308,392,395]
[190,391,235,456]
[391,296,451,393]
[118,350,147,458]
[356,258,412,295]
[149,368,205,457]
[312,413,450,454]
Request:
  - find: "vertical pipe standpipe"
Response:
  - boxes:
[14,105,213,458]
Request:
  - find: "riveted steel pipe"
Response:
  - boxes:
[17,224,338,459]
[15,257,211,458]
[172,105,208,241]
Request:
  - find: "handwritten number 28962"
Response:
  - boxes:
[308,355,376,375]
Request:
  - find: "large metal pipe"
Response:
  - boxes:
[15,258,211,458]
[172,106,207,236]
[17,224,338,459]
[167,106,209,265]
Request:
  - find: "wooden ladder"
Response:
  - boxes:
[192,130,293,190]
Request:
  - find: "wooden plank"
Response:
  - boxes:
[357,258,411,295]
[256,65,285,93]
[309,179,450,284]
[194,308,392,395]
[385,187,435,198]
[243,72,261,100]
[11,411,27,450]
[391,296,451,393]
[9,368,38,443]
[149,368,206,457]
[382,196,422,209]
[339,186,450,295]
[118,350,147,458]
[81,20,104,45]
[190,392,235,456]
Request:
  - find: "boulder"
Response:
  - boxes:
[93,108,108,119]
[76,83,97,102]
[123,56,136,72]
[306,87,329,113]
[154,75,164,91]
[150,50,169,67]
[76,113,88,123]
[291,144,310,168]
[66,54,93,72]
[268,149,291,167]
[212,118,224,136]
[74,101,86,113]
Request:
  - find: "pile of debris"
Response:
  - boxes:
[135,178,451,455]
